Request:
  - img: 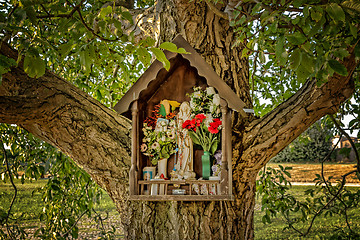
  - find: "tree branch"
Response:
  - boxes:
[75,6,118,42]
[241,50,359,171]
[36,0,85,19]
[205,0,229,20]
[0,43,132,206]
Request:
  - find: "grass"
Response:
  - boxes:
[0,179,44,223]
[267,162,360,183]
[1,163,359,239]
[0,179,122,238]
[254,185,360,239]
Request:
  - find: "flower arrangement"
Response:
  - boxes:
[182,87,223,154]
[182,113,222,154]
[141,120,177,165]
[140,100,180,165]
[189,86,221,118]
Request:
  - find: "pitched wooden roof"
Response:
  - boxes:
[114,35,246,117]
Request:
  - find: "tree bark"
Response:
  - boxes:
[0,0,358,239]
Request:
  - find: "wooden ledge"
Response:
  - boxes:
[138,180,220,184]
[129,195,234,201]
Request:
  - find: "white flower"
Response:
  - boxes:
[213,94,220,106]
[161,135,166,141]
[190,100,196,109]
[167,130,175,139]
[206,87,216,95]
[209,105,214,113]
[203,114,213,128]
[140,143,148,152]
[151,142,160,150]
[193,91,201,98]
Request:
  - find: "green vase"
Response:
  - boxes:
[202,151,211,180]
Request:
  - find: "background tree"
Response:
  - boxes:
[0,0,359,239]
[271,120,333,163]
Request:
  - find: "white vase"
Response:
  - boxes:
[157,158,168,179]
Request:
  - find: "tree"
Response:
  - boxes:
[0,0,359,239]
[271,120,333,163]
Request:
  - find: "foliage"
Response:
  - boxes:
[257,164,360,238]
[229,1,360,116]
[0,179,122,239]
[271,121,333,163]
[0,0,187,108]
[256,165,294,224]
[0,124,116,239]
[254,186,360,239]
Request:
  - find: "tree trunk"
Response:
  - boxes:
[0,0,358,239]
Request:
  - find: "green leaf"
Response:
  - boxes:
[58,43,75,58]
[188,131,201,145]
[99,6,112,19]
[275,36,287,65]
[79,50,91,75]
[160,42,190,54]
[326,3,345,22]
[112,19,124,37]
[210,140,219,155]
[0,55,16,75]
[159,42,177,52]
[349,23,358,38]
[137,47,151,67]
[287,32,307,45]
[293,0,306,8]
[296,63,312,82]
[355,44,360,58]
[301,54,315,73]
[120,11,133,24]
[23,53,45,78]
[310,9,322,22]
[328,59,348,76]
[333,48,349,59]
[289,49,302,70]
[150,48,170,70]
[142,37,156,47]
[24,6,37,25]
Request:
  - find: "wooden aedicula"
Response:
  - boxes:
[114,35,246,201]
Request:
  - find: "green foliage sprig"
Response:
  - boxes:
[230,0,360,116]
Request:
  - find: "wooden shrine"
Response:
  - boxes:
[114,35,246,201]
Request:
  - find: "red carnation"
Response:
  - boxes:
[210,122,221,129]
[195,114,206,123]
[213,118,221,123]
[208,126,219,134]
[210,119,222,129]
[182,120,191,129]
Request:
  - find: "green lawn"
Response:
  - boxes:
[1,180,360,239]
[0,179,122,238]
[254,185,360,239]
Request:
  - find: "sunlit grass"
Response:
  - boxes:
[255,185,360,239]
[1,170,359,239]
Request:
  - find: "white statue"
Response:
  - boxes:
[175,102,196,180]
